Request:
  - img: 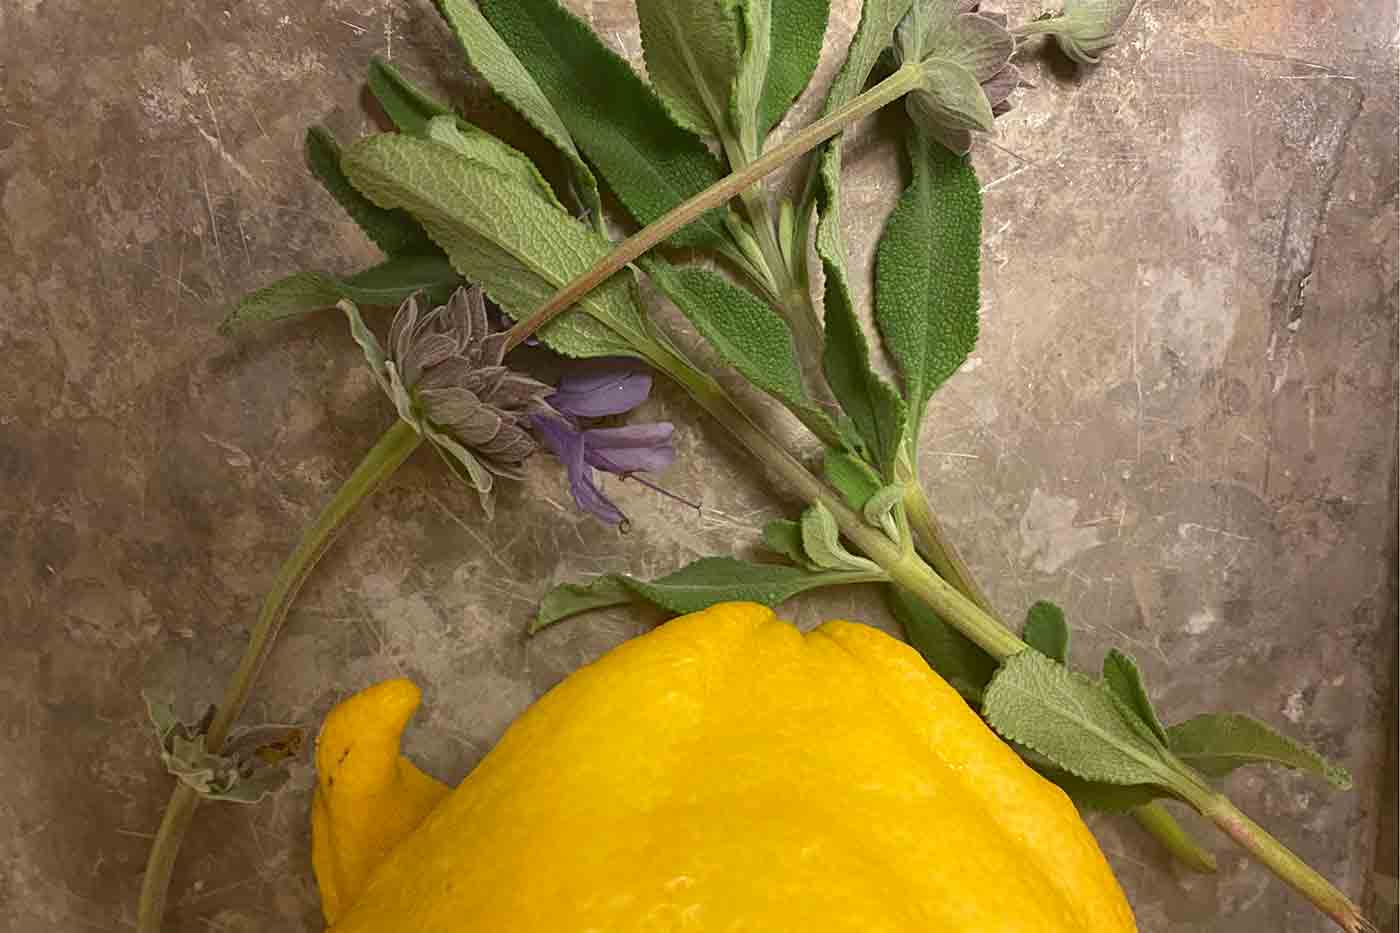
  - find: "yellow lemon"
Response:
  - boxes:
[312,602,1136,932]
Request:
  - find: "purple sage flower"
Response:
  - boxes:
[531,358,676,525]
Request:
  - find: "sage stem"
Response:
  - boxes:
[503,65,925,351]
[1178,783,1372,932]
[137,420,423,933]
[901,481,996,614]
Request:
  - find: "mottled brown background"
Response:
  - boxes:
[1,0,1396,930]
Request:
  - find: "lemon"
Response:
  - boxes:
[313,602,1136,932]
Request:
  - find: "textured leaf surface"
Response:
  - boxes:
[762,519,814,567]
[814,0,914,259]
[479,0,731,252]
[732,0,772,156]
[984,650,1177,787]
[222,256,463,332]
[1022,600,1069,663]
[366,57,452,137]
[800,502,877,571]
[637,0,743,137]
[342,134,642,359]
[756,0,830,135]
[433,0,601,219]
[1167,713,1353,790]
[887,588,996,704]
[1102,650,1169,745]
[646,260,837,444]
[1044,770,1166,813]
[821,269,906,476]
[873,127,980,442]
[822,449,880,509]
[305,126,434,257]
[533,556,884,632]
[423,115,562,208]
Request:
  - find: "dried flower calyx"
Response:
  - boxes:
[340,287,553,515]
[894,1,1024,154]
[1013,0,1138,65]
[144,693,303,804]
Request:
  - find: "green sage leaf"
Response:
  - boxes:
[1167,713,1353,790]
[762,518,816,568]
[423,115,563,209]
[533,555,885,632]
[801,502,879,572]
[222,255,463,332]
[821,268,907,476]
[637,0,743,138]
[813,0,912,246]
[1102,649,1170,746]
[887,587,996,704]
[983,650,1180,787]
[732,0,772,157]
[366,57,453,137]
[478,0,732,253]
[863,484,904,538]
[1044,769,1166,813]
[305,125,435,257]
[755,0,830,136]
[1022,600,1069,663]
[822,448,882,510]
[873,126,980,449]
[645,259,839,445]
[432,0,601,220]
[811,0,910,475]
[820,0,913,122]
[341,134,644,359]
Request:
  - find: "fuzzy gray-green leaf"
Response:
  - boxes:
[1167,713,1353,790]
[478,0,732,253]
[366,57,453,137]
[433,0,601,220]
[814,0,913,265]
[756,0,830,135]
[821,267,908,476]
[762,518,815,567]
[800,502,878,572]
[423,115,562,209]
[341,134,643,360]
[305,125,435,257]
[646,259,839,445]
[863,484,904,538]
[1044,769,1166,813]
[638,0,743,138]
[983,650,1180,787]
[222,257,465,333]
[822,448,881,510]
[874,127,980,447]
[1102,649,1169,746]
[1022,600,1069,663]
[533,556,885,632]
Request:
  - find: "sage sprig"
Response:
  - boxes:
[137,2,1374,932]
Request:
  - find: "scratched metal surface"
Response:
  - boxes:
[0,0,1395,930]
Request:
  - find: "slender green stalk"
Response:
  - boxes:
[901,478,1216,872]
[137,420,423,933]
[1133,801,1218,874]
[1177,783,1372,932]
[901,481,996,614]
[504,64,926,351]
